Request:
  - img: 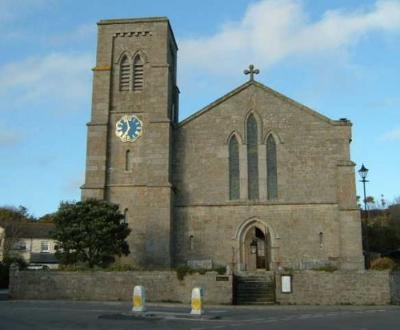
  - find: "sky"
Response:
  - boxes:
[0,0,399,217]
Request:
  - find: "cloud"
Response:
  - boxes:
[0,52,94,110]
[381,128,400,141]
[179,0,400,75]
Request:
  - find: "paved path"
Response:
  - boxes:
[1,300,400,329]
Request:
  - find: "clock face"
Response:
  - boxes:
[115,114,143,142]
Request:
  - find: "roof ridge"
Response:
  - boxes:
[178,81,253,127]
[178,80,338,128]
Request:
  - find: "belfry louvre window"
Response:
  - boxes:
[267,135,278,199]
[133,55,144,91]
[247,114,259,200]
[119,55,130,91]
[229,135,240,200]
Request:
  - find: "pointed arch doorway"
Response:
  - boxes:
[236,219,274,271]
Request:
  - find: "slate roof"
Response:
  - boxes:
[17,223,55,239]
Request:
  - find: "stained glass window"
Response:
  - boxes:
[229,135,240,200]
[267,135,278,199]
[247,115,259,200]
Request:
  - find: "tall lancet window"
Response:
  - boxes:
[133,55,144,91]
[119,55,130,91]
[125,150,131,171]
[229,135,240,200]
[267,135,278,200]
[247,114,259,200]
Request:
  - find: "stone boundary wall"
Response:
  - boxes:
[275,270,400,305]
[389,272,400,304]
[10,268,400,305]
[9,269,232,304]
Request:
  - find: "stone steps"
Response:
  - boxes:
[234,274,276,305]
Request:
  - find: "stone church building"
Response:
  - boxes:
[81,17,364,272]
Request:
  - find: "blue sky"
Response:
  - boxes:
[0,0,399,216]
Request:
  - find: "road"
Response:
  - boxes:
[1,300,400,329]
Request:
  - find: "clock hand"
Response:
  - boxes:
[123,120,131,139]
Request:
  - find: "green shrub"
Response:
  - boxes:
[213,266,226,275]
[175,264,227,280]
[58,264,92,272]
[370,257,397,270]
[105,263,136,271]
[196,268,207,275]
[175,265,195,280]
[53,199,130,268]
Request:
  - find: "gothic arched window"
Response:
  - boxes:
[119,55,130,91]
[267,135,278,199]
[247,114,259,200]
[133,54,144,91]
[229,135,240,200]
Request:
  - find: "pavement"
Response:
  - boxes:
[0,300,400,330]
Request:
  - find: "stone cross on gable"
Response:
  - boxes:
[244,64,260,81]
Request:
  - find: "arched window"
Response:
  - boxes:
[123,208,128,224]
[229,135,240,200]
[266,135,278,199]
[125,150,131,171]
[133,55,144,91]
[119,55,130,91]
[247,114,259,200]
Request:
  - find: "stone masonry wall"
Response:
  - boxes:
[389,272,400,304]
[81,18,176,268]
[173,83,363,270]
[9,269,232,304]
[174,84,352,206]
[174,204,342,270]
[10,268,400,305]
[275,270,396,305]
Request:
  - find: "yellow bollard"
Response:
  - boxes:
[132,285,146,312]
[190,287,204,315]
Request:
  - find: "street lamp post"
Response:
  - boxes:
[358,164,369,268]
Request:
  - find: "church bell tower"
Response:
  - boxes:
[81,17,178,268]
